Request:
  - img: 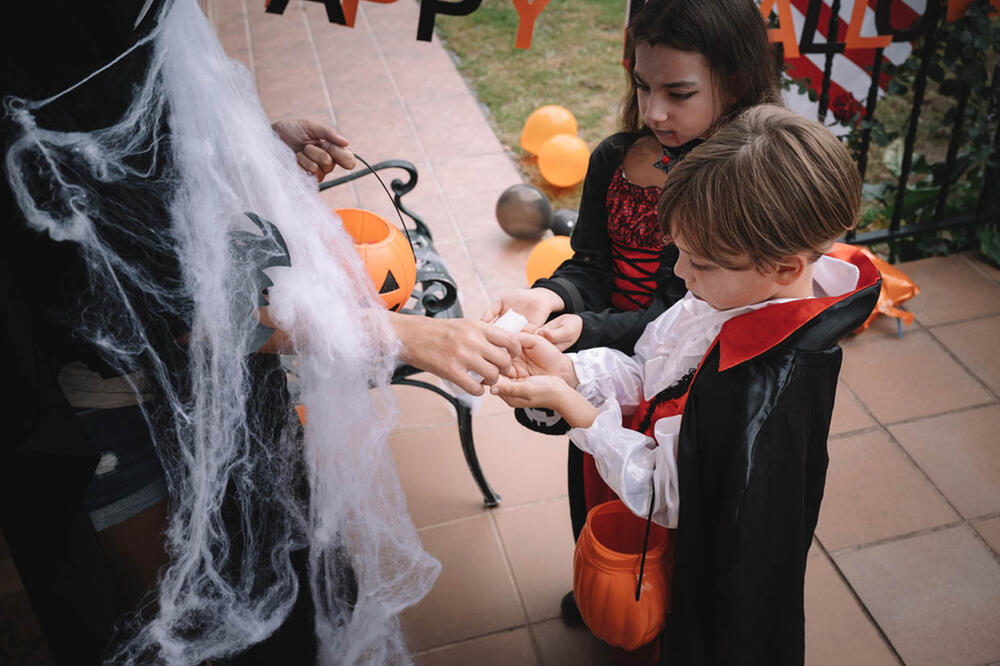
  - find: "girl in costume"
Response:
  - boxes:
[483,0,782,606]
[493,106,880,664]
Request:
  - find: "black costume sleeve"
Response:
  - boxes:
[532,134,632,313]
[573,297,667,353]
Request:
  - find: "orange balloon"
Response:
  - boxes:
[573,501,673,650]
[537,134,590,188]
[525,235,573,284]
[520,105,578,155]
[336,208,417,311]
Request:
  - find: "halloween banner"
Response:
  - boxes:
[265,0,998,128]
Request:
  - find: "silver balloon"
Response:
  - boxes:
[495,184,552,240]
[551,208,578,236]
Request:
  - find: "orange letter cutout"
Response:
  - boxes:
[844,0,891,50]
[512,0,550,50]
[759,0,800,59]
[340,0,399,28]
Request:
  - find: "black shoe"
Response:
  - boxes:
[560,591,583,625]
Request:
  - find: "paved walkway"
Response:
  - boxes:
[213,3,1000,663]
[1,2,998,665]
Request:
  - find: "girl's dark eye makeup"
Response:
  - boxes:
[670,91,696,100]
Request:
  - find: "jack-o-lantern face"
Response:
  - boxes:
[337,208,416,311]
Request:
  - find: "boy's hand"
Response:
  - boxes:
[481,288,564,330]
[492,376,599,429]
[536,314,583,351]
[271,119,356,181]
[491,375,571,410]
[512,333,578,387]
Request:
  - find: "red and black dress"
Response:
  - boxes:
[529,131,700,538]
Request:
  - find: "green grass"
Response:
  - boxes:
[435,0,627,209]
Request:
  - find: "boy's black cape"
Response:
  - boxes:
[660,244,880,665]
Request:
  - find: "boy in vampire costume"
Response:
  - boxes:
[492,105,881,664]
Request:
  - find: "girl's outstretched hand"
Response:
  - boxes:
[481,287,564,330]
[536,314,583,351]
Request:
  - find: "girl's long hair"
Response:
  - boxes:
[620,0,781,133]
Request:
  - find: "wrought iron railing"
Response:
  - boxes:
[772,0,999,250]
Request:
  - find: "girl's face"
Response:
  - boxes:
[633,42,728,147]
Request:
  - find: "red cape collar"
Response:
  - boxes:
[715,243,880,371]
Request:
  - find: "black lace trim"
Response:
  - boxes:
[636,366,697,433]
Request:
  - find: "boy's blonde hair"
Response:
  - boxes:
[659,105,860,271]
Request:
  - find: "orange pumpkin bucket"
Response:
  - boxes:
[573,500,674,651]
[336,208,416,311]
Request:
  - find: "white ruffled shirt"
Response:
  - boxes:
[567,255,859,528]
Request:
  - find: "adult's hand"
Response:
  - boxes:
[481,287,564,331]
[271,119,356,181]
[390,313,521,395]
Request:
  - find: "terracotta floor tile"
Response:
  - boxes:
[413,628,538,666]
[317,48,386,89]
[406,92,488,132]
[463,235,538,296]
[377,35,457,72]
[432,154,524,198]
[392,373,463,429]
[248,6,311,53]
[816,430,959,550]
[896,255,1000,326]
[389,422,496,527]
[495,499,576,623]
[839,331,993,424]
[363,0,422,38]
[402,516,525,652]
[398,66,476,106]
[429,240,492,314]
[933,315,1000,394]
[890,405,1000,519]
[418,120,507,164]
[964,250,1000,284]
[328,73,399,115]
[333,103,424,165]
[834,525,1000,666]
[531,618,612,666]
[472,412,569,508]
[829,381,876,436]
[804,549,898,666]
[446,189,515,242]
[215,11,249,56]
[255,67,329,121]
[973,516,1000,557]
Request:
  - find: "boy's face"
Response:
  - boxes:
[672,234,785,310]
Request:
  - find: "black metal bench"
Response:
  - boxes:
[318,160,501,507]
